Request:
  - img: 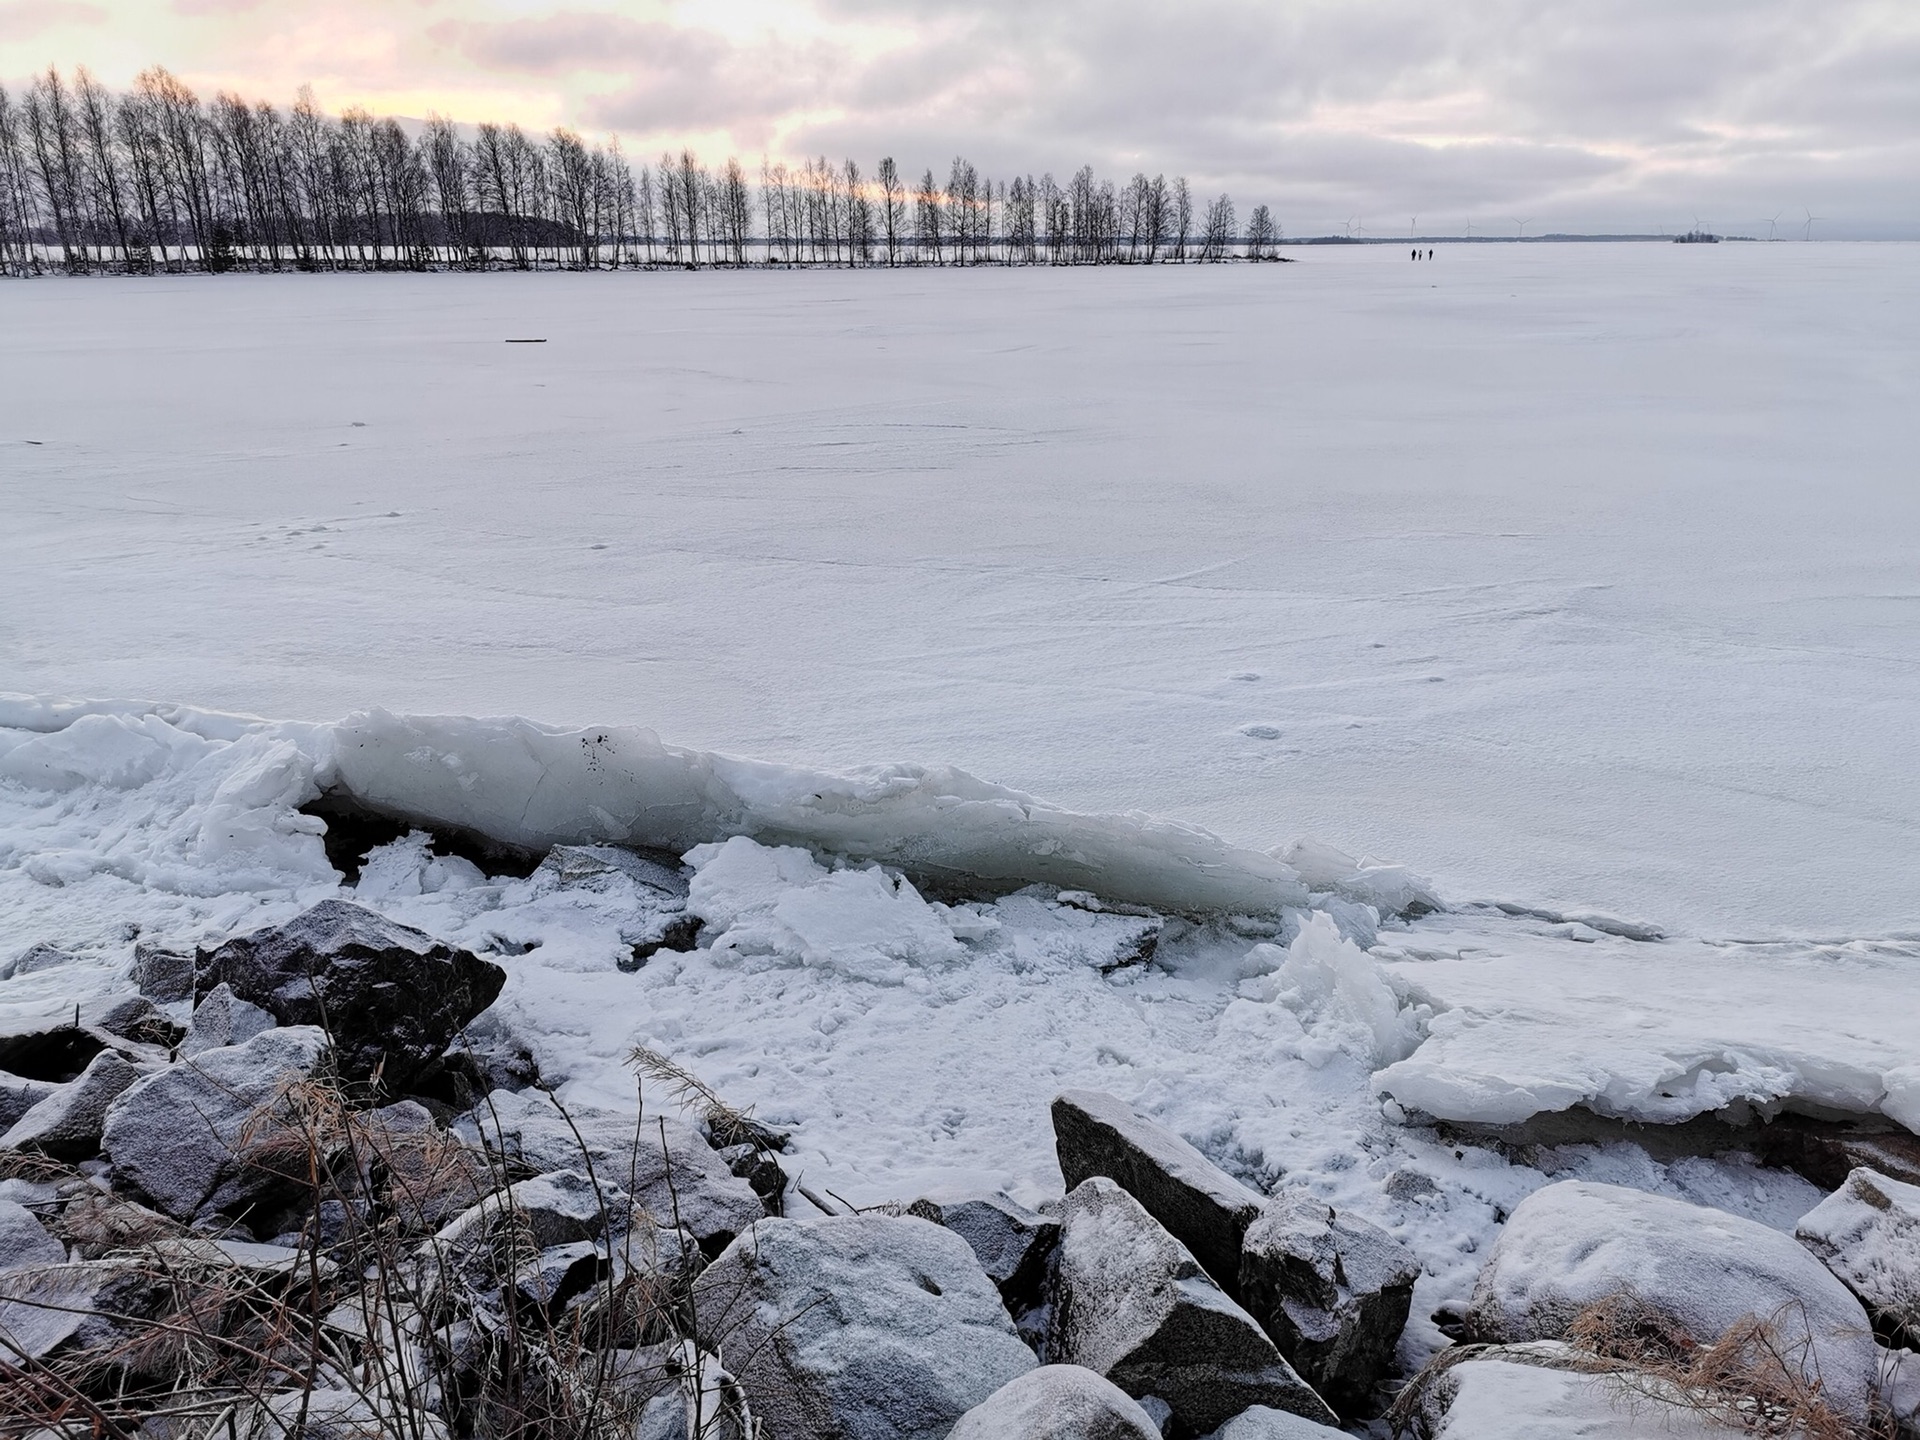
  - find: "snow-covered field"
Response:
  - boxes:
[3,244,1918,1365]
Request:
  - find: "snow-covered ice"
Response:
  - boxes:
[5,244,1919,935]
[3,245,1918,1380]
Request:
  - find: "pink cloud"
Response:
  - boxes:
[0,0,107,40]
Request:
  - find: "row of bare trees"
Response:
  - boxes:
[0,66,1285,276]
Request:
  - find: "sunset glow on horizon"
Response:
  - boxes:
[3,0,1916,236]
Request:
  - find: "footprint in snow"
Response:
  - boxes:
[1239,723,1283,740]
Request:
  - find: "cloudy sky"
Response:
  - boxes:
[4,0,1915,237]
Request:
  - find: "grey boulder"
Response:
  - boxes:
[693,1213,1036,1440]
[0,1073,58,1130]
[1466,1180,1880,1421]
[1049,1177,1336,1434]
[179,982,278,1058]
[455,1088,762,1256]
[195,898,505,1091]
[100,1025,331,1224]
[1796,1166,1920,1343]
[907,1190,1059,1312]
[1402,1342,1749,1439]
[246,1387,448,1440]
[94,996,183,1049]
[1239,1190,1420,1415]
[1880,1344,1919,1438]
[1053,1089,1263,1296]
[0,1197,65,1271]
[948,1364,1162,1440]
[0,1049,145,1160]
[132,940,195,1003]
[0,1010,116,1084]
[0,1259,163,1362]
[0,943,74,981]
[421,1168,685,1318]
[1205,1406,1350,1440]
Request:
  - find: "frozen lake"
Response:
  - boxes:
[5,242,1919,936]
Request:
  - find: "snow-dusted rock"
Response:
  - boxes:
[0,1073,58,1130]
[512,1238,605,1310]
[195,898,505,1090]
[1409,1345,1750,1439]
[0,1197,64,1270]
[1050,1177,1336,1434]
[0,1260,163,1362]
[1465,1180,1880,1420]
[439,1168,619,1253]
[947,1364,1162,1440]
[100,1025,331,1223]
[907,1189,1059,1311]
[636,1392,691,1440]
[1239,1190,1420,1414]
[53,1186,180,1260]
[0,1012,114,1085]
[1796,1167,1920,1342]
[1,1049,144,1159]
[248,1387,447,1440]
[148,1235,322,1277]
[423,1169,626,1312]
[0,943,75,981]
[1053,1088,1264,1295]
[94,995,182,1048]
[455,1089,762,1256]
[131,940,194,1003]
[1880,1344,1920,1438]
[1204,1405,1349,1440]
[179,982,277,1058]
[692,1213,1035,1440]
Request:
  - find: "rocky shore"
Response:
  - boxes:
[0,898,1915,1439]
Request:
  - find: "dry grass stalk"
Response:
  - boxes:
[625,1047,781,1153]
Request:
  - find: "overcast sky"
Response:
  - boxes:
[4,0,1915,237]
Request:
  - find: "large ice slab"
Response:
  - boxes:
[1372,913,1919,1128]
[0,697,1320,916]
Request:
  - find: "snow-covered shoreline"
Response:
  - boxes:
[5,690,1915,1379]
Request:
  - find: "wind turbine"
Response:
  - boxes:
[1765,211,1781,242]
[1465,219,1475,238]
[1512,217,1532,239]
[1802,206,1822,241]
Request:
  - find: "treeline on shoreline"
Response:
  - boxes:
[0,65,1286,276]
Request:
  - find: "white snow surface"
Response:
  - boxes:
[4,249,1920,1375]
[5,247,1920,936]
